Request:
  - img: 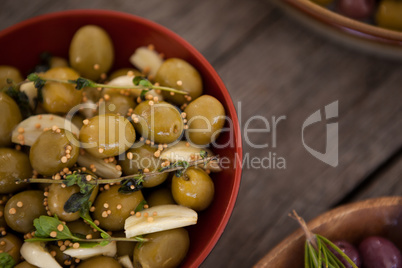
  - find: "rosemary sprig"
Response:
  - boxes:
[290,211,358,268]
[27,73,188,95]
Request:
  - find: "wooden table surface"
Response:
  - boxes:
[1,0,401,267]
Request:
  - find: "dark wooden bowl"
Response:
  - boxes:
[255,196,402,267]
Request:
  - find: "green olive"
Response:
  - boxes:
[77,256,122,268]
[114,230,136,258]
[92,185,144,231]
[376,0,402,31]
[66,219,101,239]
[172,167,214,211]
[109,68,141,80]
[102,93,136,116]
[119,145,167,188]
[29,129,79,176]
[15,261,38,268]
[0,233,23,263]
[69,25,114,81]
[155,58,202,106]
[0,65,23,89]
[0,148,31,194]
[47,184,99,222]
[184,95,225,145]
[0,92,22,147]
[80,114,135,158]
[41,67,82,114]
[49,57,69,68]
[133,228,189,268]
[47,244,71,266]
[147,188,175,207]
[133,101,183,144]
[4,190,46,233]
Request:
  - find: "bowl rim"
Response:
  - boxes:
[254,196,402,267]
[283,0,402,45]
[0,9,243,267]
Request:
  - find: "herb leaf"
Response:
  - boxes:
[0,252,16,268]
[135,200,148,213]
[119,175,144,194]
[33,215,75,240]
[64,190,94,213]
[69,77,95,90]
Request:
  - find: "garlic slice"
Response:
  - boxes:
[77,153,122,179]
[124,204,197,238]
[11,114,80,146]
[20,82,37,109]
[160,141,222,172]
[129,46,163,77]
[20,242,62,268]
[118,255,134,268]
[63,241,116,260]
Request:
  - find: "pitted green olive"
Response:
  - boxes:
[119,145,167,188]
[0,148,31,194]
[172,167,214,211]
[184,95,225,145]
[47,184,99,222]
[77,256,122,268]
[15,261,38,268]
[40,67,82,114]
[155,58,202,105]
[133,101,183,144]
[147,188,175,207]
[0,65,23,89]
[4,190,46,233]
[92,185,144,231]
[0,92,22,147]
[69,25,114,81]
[0,233,23,263]
[102,93,136,116]
[133,228,190,268]
[29,129,79,176]
[79,114,135,158]
[114,230,136,258]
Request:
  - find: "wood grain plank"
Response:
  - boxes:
[0,0,272,63]
[201,7,402,268]
[349,152,402,202]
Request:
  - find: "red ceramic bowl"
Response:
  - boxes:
[0,10,242,267]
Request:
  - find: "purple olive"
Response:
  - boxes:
[337,0,375,19]
[359,236,402,268]
[329,240,361,268]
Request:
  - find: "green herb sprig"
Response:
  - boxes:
[0,252,16,268]
[27,73,188,95]
[26,215,147,247]
[290,211,358,268]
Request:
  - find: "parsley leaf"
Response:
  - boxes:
[0,252,15,268]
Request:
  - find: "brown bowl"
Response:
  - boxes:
[254,196,402,267]
[272,0,402,59]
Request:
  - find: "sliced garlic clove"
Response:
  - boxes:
[124,204,197,238]
[77,153,122,179]
[107,75,141,96]
[20,242,62,268]
[63,241,116,260]
[11,114,80,146]
[160,141,222,172]
[129,46,163,77]
[20,82,37,110]
[118,255,134,268]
